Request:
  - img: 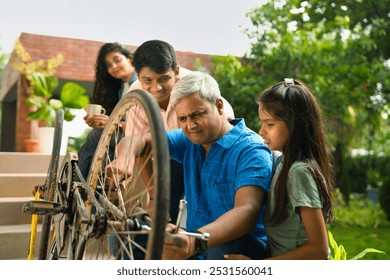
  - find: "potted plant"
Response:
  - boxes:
[11,39,90,153]
[27,72,90,153]
[28,72,89,125]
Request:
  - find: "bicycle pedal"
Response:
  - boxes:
[22,200,64,215]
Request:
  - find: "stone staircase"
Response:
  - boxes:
[0,152,186,260]
[0,152,58,260]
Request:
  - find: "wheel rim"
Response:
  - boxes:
[84,90,170,260]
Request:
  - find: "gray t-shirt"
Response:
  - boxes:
[265,161,323,257]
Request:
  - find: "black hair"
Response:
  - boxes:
[257,79,334,225]
[133,40,177,74]
[92,42,133,115]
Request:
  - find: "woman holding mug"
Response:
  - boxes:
[78,42,137,179]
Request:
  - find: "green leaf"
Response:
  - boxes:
[63,108,76,122]
[350,248,386,260]
[26,96,43,107]
[27,107,51,122]
[328,230,338,250]
[338,245,347,260]
[327,229,386,260]
[49,99,63,110]
[30,73,58,98]
[328,230,347,260]
[60,82,89,109]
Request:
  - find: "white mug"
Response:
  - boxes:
[85,104,106,117]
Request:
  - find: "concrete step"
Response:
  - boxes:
[0,152,63,173]
[0,197,42,225]
[0,173,46,197]
[0,152,63,260]
[0,224,42,260]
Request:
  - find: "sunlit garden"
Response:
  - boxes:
[211,1,390,260]
[1,0,389,262]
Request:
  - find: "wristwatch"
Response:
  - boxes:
[193,230,208,253]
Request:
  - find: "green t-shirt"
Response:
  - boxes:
[265,161,323,257]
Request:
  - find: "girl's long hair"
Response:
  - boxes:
[257,79,334,226]
[92,42,133,115]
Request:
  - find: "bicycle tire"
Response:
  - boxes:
[46,152,79,259]
[38,108,64,260]
[83,89,170,260]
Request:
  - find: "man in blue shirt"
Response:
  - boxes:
[163,71,272,259]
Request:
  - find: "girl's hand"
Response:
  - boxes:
[84,114,109,128]
[224,254,252,260]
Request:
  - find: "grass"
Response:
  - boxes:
[328,188,390,260]
[329,224,390,260]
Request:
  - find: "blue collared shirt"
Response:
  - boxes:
[167,118,272,242]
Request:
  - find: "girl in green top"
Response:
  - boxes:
[226,78,334,260]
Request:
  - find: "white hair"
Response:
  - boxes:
[170,71,221,107]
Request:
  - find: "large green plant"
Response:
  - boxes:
[26,72,89,127]
[212,55,264,131]
[11,39,90,127]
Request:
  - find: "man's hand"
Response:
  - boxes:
[105,157,135,190]
[163,223,195,260]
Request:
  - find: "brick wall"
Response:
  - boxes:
[19,33,213,82]
[19,33,105,82]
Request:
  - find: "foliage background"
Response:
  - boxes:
[212,0,390,201]
[211,2,390,258]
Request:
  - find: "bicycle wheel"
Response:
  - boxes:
[45,152,79,259]
[38,108,64,260]
[83,89,170,260]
